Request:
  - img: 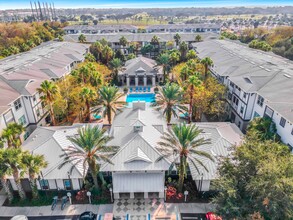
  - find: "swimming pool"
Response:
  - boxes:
[126,93,156,103]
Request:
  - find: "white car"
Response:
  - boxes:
[10,215,28,220]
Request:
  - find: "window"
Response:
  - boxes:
[18,115,27,125]
[291,128,293,135]
[243,93,247,99]
[229,81,235,88]
[63,179,72,190]
[228,93,232,100]
[257,95,264,107]
[253,111,260,118]
[36,109,40,117]
[280,117,286,128]
[33,95,36,103]
[240,106,244,114]
[24,132,30,140]
[233,96,239,106]
[14,99,22,111]
[238,121,241,128]
[40,179,49,190]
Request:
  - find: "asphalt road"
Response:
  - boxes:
[0,216,80,220]
[0,213,207,220]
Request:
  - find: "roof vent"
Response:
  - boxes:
[244,77,253,84]
[284,74,292,78]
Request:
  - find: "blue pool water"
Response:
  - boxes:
[126,93,156,103]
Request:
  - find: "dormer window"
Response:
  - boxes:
[134,125,142,132]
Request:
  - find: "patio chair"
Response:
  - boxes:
[139,87,142,92]
[147,87,151,92]
[129,87,133,93]
[135,87,138,92]
[143,87,147,92]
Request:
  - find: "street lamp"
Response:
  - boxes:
[184,190,189,202]
[87,191,92,204]
[67,192,72,204]
[109,187,113,203]
[164,186,167,201]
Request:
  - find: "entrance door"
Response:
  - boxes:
[134,192,144,199]
[119,193,130,199]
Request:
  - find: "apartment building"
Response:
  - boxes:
[63,24,138,34]
[0,41,89,140]
[194,40,293,148]
[145,24,221,33]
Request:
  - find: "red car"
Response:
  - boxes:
[206,212,222,220]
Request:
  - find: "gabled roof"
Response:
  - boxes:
[125,147,152,163]
[21,123,103,179]
[101,102,171,172]
[120,56,162,76]
[185,122,243,181]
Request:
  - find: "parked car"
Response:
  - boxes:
[206,212,222,220]
[79,211,97,220]
[10,216,28,220]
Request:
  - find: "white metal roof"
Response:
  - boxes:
[21,123,103,179]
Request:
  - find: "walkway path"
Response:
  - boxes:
[0,195,215,218]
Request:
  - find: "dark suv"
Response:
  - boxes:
[79,211,97,220]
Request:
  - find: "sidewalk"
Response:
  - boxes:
[0,195,215,218]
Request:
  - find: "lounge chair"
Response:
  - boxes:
[147,87,151,92]
[129,87,133,93]
[139,87,142,92]
[179,112,189,119]
[143,87,147,92]
[135,87,138,92]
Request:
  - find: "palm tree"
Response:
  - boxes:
[102,46,114,65]
[152,83,187,124]
[156,53,170,83]
[1,123,25,148]
[90,41,104,61]
[59,125,115,190]
[174,33,181,46]
[195,34,202,42]
[0,149,14,203]
[179,41,188,61]
[79,87,96,122]
[151,35,160,46]
[151,35,160,56]
[37,80,59,126]
[78,34,87,43]
[186,50,197,60]
[109,58,123,82]
[169,51,180,67]
[3,148,27,200]
[200,57,214,81]
[119,36,128,48]
[22,153,47,199]
[187,74,202,123]
[97,86,126,125]
[157,123,214,192]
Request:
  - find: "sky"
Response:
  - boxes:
[1,0,293,10]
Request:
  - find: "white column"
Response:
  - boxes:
[152,76,156,87]
[144,192,149,199]
[143,76,147,87]
[114,193,120,199]
[126,76,130,87]
[130,192,135,199]
[135,76,138,87]
[159,192,164,198]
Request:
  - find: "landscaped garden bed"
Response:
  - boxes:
[165,176,212,203]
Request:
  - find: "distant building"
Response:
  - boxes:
[63,24,138,34]
[0,41,89,141]
[118,56,163,87]
[194,40,293,148]
[145,24,221,33]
